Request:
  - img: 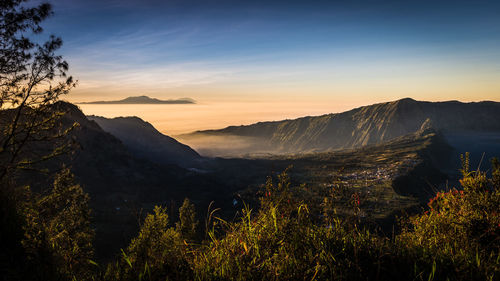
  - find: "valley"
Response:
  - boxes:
[4,99,499,262]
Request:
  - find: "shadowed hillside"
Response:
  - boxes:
[4,102,229,261]
[88,115,201,167]
[180,98,500,156]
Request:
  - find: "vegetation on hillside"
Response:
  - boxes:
[1,168,95,280]
[101,155,498,281]
[2,150,498,280]
[0,1,85,280]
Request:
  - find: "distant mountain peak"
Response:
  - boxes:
[397,97,416,102]
[392,97,417,106]
[77,96,196,104]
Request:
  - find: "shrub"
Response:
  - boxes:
[21,168,95,280]
[105,206,191,281]
[176,198,198,241]
[398,155,500,280]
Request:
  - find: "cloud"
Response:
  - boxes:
[72,63,235,94]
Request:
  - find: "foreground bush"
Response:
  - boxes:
[1,168,95,281]
[104,206,192,281]
[399,155,499,280]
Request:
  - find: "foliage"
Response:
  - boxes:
[21,168,95,280]
[0,179,32,280]
[176,198,198,241]
[102,161,499,281]
[320,174,364,227]
[191,170,447,281]
[0,168,95,280]
[398,155,500,280]
[105,206,192,281]
[0,2,85,280]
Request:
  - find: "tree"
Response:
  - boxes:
[21,168,95,280]
[40,168,94,278]
[176,198,198,241]
[0,2,86,280]
[0,0,76,181]
[0,167,95,281]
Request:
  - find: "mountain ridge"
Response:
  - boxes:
[179,98,500,155]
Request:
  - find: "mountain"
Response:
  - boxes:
[4,100,486,260]
[3,102,228,260]
[180,98,500,156]
[78,95,195,104]
[88,115,201,167]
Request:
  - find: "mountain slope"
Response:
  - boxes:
[181,98,500,155]
[88,115,200,167]
[5,102,227,260]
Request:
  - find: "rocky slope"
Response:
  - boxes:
[182,98,500,155]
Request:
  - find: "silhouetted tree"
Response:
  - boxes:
[1,2,84,280]
[0,0,76,181]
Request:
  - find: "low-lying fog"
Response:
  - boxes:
[78,101,344,136]
[176,134,274,157]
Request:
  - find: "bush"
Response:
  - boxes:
[398,154,500,280]
[18,168,95,280]
[176,198,198,241]
[105,206,192,281]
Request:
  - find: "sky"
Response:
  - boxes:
[30,0,500,132]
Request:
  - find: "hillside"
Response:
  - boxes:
[4,100,496,262]
[88,115,201,167]
[180,98,500,156]
[4,102,229,260]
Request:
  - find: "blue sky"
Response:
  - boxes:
[34,0,500,104]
